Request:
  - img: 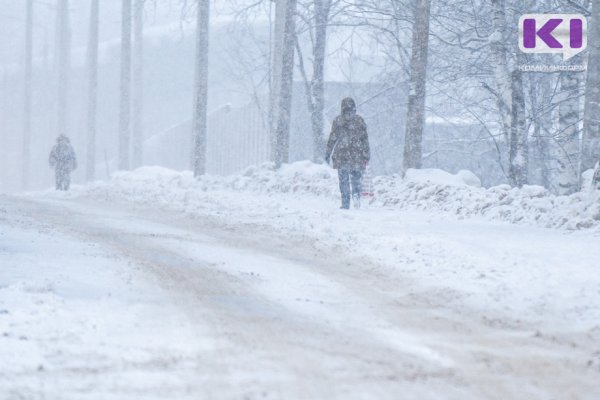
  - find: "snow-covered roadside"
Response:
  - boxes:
[37,162,600,337]
[57,161,600,231]
[0,204,211,399]
[7,162,600,398]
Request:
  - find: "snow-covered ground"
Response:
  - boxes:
[64,161,600,231]
[2,162,600,399]
[0,200,212,399]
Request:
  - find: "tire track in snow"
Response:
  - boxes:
[7,195,600,399]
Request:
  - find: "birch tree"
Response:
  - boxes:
[508,69,528,187]
[273,0,298,168]
[22,0,33,189]
[489,0,512,143]
[295,0,332,162]
[132,0,145,169]
[582,1,600,172]
[56,0,70,139]
[310,0,331,162]
[553,65,582,194]
[119,0,132,170]
[86,0,99,181]
[402,0,431,172]
[192,0,210,177]
[0,72,8,190]
[527,73,553,189]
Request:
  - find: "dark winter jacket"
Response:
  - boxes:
[49,135,77,172]
[325,97,370,170]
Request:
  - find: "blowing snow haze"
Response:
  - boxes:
[1,0,600,399]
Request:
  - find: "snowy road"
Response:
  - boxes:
[1,194,599,399]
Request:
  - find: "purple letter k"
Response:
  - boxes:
[523,18,563,49]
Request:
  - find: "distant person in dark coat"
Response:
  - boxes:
[325,97,370,209]
[49,135,77,191]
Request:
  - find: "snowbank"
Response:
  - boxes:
[64,161,600,231]
[374,175,600,231]
[404,168,482,188]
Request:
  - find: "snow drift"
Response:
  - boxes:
[60,161,600,231]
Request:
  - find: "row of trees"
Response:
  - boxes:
[227,0,600,192]
[17,0,600,193]
[20,0,150,186]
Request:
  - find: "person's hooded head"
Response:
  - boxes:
[341,97,356,118]
[57,134,70,144]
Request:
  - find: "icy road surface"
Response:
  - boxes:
[1,194,599,399]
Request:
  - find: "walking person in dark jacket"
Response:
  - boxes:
[325,97,370,209]
[49,135,77,191]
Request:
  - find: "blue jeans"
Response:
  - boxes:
[338,169,362,209]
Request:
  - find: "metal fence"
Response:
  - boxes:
[206,103,271,175]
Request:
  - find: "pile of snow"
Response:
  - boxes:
[62,161,600,231]
[65,161,339,206]
[374,173,600,231]
[404,168,482,188]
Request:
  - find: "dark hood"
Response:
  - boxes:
[57,135,70,144]
[341,97,356,116]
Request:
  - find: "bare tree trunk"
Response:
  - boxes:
[533,118,551,188]
[192,0,209,177]
[86,0,99,181]
[118,0,132,170]
[132,0,144,169]
[582,1,600,172]
[489,0,512,144]
[402,0,431,172]
[310,0,331,162]
[509,69,528,187]
[1,72,9,191]
[528,78,551,189]
[554,64,582,194]
[22,0,33,190]
[270,0,284,156]
[56,0,70,138]
[273,0,298,168]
